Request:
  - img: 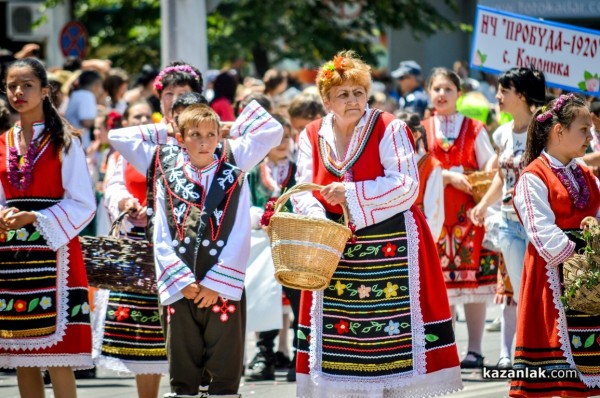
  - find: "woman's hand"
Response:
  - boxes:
[320,182,346,206]
[469,202,488,227]
[0,207,18,233]
[4,210,37,230]
[581,216,599,231]
[443,170,472,194]
[194,286,219,309]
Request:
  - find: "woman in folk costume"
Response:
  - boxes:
[292,51,462,398]
[0,58,96,397]
[469,67,547,369]
[422,67,496,368]
[397,111,444,242]
[511,94,600,397]
[95,100,167,398]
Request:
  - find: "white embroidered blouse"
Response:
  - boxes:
[153,153,251,305]
[513,151,600,268]
[0,123,96,251]
[415,152,444,241]
[292,108,419,231]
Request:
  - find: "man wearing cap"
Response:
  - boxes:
[391,60,429,118]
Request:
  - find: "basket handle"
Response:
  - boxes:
[273,182,351,226]
[108,211,130,238]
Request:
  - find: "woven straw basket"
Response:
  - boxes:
[79,211,156,294]
[268,183,352,291]
[562,227,600,315]
[467,170,496,204]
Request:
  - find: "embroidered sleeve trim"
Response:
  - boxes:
[33,211,69,251]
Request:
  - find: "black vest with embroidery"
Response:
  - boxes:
[146,145,244,281]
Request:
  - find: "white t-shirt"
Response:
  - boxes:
[493,121,527,214]
[65,90,98,149]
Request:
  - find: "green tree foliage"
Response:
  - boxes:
[208,0,459,76]
[45,0,458,76]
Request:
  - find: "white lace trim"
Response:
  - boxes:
[94,355,168,375]
[0,246,70,351]
[297,367,463,398]
[344,182,365,230]
[91,289,111,358]
[307,211,432,392]
[406,210,426,376]
[446,285,496,305]
[546,262,600,387]
[33,211,68,251]
[0,353,93,370]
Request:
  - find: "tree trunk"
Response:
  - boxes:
[252,46,269,78]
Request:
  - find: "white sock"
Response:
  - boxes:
[500,303,517,359]
[464,302,487,356]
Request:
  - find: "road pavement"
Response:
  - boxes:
[0,305,510,397]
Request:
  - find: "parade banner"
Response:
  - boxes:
[470,5,600,96]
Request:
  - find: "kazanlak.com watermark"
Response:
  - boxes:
[482,366,579,380]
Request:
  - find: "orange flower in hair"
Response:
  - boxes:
[322,67,333,81]
[333,55,345,71]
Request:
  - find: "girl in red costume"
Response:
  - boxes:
[0,58,96,397]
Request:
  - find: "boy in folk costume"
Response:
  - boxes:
[511,94,600,397]
[147,104,251,398]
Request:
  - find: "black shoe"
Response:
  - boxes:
[286,365,296,382]
[246,353,275,381]
[460,351,484,369]
[274,351,291,370]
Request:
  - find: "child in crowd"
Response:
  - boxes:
[469,67,546,369]
[245,114,297,382]
[511,94,600,397]
[148,104,251,398]
[397,111,444,241]
[0,57,96,397]
[423,68,497,368]
[95,99,165,398]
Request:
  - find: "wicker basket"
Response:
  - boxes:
[79,212,156,294]
[267,183,352,291]
[562,227,600,315]
[467,170,496,204]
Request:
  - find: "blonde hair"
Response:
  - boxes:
[316,50,371,99]
[177,104,220,136]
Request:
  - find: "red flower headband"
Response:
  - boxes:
[153,65,200,91]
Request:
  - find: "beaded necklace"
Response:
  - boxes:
[7,127,49,191]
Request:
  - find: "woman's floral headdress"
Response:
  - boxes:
[536,93,575,122]
[320,55,349,82]
[153,64,200,91]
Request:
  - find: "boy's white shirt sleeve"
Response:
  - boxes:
[422,166,444,242]
[153,179,196,306]
[103,155,133,221]
[33,138,96,250]
[513,172,575,267]
[291,129,327,218]
[199,180,251,301]
[108,123,169,174]
[226,100,284,172]
[343,120,419,230]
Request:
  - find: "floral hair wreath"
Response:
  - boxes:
[536,93,575,123]
[153,65,200,91]
[321,55,349,82]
